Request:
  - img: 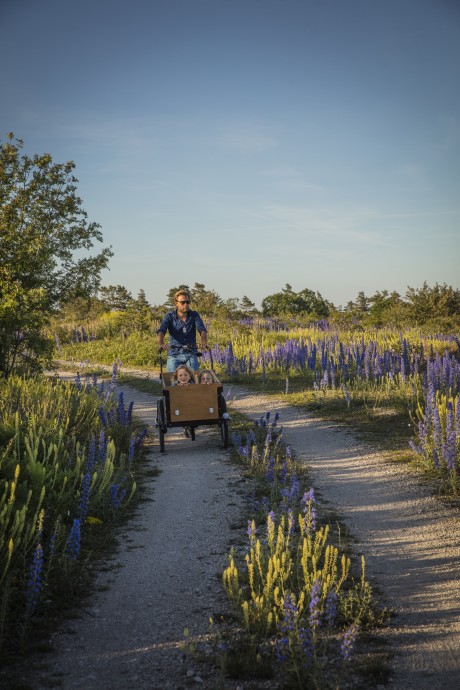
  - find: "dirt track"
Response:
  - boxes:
[9,373,460,689]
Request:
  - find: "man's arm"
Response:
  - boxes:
[195,311,208,349]
[200,329,208,349]
[156,312,170,351]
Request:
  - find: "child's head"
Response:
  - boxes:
[199,369,219,384]
[174,364,194,385]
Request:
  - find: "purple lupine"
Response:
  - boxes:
[301,488,317,532]
[444,402,457,472]
[433,406,443,458]
[66,519,81,559]
[128,435,136,462]
[79,473,91,521]
[265,455,276,483]
[309,578,322,628]
[26,543,44,615]
[324,590,337,626]
[116,391,127,426]
[341,623,359,661]
[98,406,108,428]
[98,429,107,463]
[86,437,96,473]
[110,482,127,510]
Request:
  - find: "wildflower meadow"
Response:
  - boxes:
[61,319,460,494]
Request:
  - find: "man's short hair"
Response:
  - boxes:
[174,289,190,301]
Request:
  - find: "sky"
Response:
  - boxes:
[1,0,459,310]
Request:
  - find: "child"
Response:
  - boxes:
[198,369,220,384]
[172,364,195,386]
[198,369,229,419]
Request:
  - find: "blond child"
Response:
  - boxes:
[198,369,220,384]
[172,364,195,386]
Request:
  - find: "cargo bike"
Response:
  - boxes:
[155,347,229,453]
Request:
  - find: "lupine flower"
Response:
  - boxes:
[110,482,127,510]
[26,543,44,615]
[87,437,96,473]
[265,455,276,482]
[79,473,91,521]
[301,488,317,532]
[309,578,322,628]
[98,406,108,428]
[128,435,136,462]
[324,590,337,626]
[341,623,359,661]
[98,429,107,463]
[66,519,81,559]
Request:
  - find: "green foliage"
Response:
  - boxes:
[221,420,381,688]
[262,284,331,318]
[0,374,144,655]
[0,134,112,376]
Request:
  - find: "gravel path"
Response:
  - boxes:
[9,373,460,689]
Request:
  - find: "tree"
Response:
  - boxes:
[125,289,152,331]
[0,134,112,376]
[99,284,133,311]
[241,295,257,314]
[405,282,460,324]
[190,283,223,315]
[261,286,330,317]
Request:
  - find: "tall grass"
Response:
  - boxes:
[0,373,147,654]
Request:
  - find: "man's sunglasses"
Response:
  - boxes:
[177,300,190,304]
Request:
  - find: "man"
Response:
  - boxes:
[157,289,208,372]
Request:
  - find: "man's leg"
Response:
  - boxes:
[166,354,181,372]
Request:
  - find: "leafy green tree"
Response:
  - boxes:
[405,282,460,325]
[367,290,409,327]
[241,295,257,314]
[99,284,133,311]
[262,285,330,317]
[190,282,223,315]
[125,289,153,332]
[0,134,112,376]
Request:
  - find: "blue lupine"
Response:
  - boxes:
[79,473,91,521]
[128,434,136,462]
[302,488,317,532]
[87,437,96,473]
[265,455,276,483]
[66,519,81,559]
[26,543,44,615]
[341,623,359,661]
[98,406,108,428]
[324,590,337,626]
[110,482,127,510]
[309,578,322,628]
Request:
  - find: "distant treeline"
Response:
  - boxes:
[58,281,460,331]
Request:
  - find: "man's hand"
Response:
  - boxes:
[158,344,166,352]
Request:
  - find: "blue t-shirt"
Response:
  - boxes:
[156,309,207,349]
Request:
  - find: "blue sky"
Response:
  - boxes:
[1,0,459,309]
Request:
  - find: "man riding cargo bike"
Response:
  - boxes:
[155,289,229,452]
